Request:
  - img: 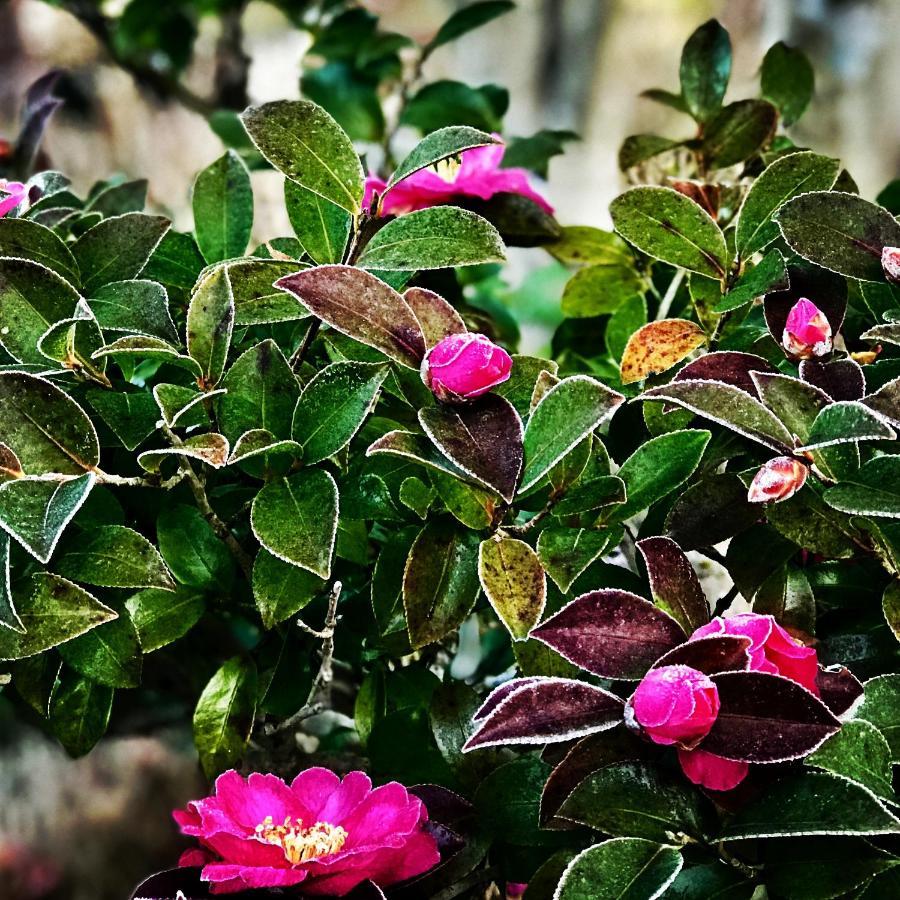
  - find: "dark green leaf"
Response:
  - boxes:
[49,669,113,757]
[388,126,497,189]
[426,0,515,51]
[126,586,205,652]
[157,505,235,592]
[227,258,307,326]
[561,263,644,318]
[284,180,351,264]
[85,389,160,451]
[857,674,900,761]
[715,249,789,312]
[761,41,815,125]
[59,610,142,688]
[618,134,681,171]
[186,266,234,387]
[701,100,777,169]
[252,549,324,630]
[679,19,731,123]
[88,279,178,343]
[806,719,894,802]
[537,527,616,593]
[192,150,253,264]
[0,216,79,283]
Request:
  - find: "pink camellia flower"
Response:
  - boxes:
[691,612,819,696]
[421,332,513,403]
[173,768,440,896]
[363,139,553,217]
[677,748,750,792]
[0,179,27,217]
[883,247,900,284]
[747,456,808,504]
[782,298,833,359]
[627,665,720,748]
[506,883,528,899]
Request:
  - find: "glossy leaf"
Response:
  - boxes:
[478,536,545,640]
[252,549,324,630]
[679,19,731,123]
[49,669,114,758]
[284,179,350,265]
[637,536,708,633]
[157,505,234,592]
[193,150,253,264]
[58,611,142,688]
[536,526,615,593]
[186,266,235,387]
[126,586,205,653]
[806,719,895,802]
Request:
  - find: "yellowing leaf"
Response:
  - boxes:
[620,319,706,385]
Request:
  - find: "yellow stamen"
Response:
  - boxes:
[254,815,348,865]
[432,157,462,183]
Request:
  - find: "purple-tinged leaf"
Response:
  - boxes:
[403,287,466,350]
[665,474,759,551]
[419,395,523,503]
[652,635,752,674]
[473,677,546,721]
[540,728,650,827]
[674,351,777,398]
[531,589,686,680]
[817,665,864,717]
[408,784,475,828]
[863,376,900,427]
[463,677,623,751]
[641,380,793,451]
[275,265,426,368]
[801,358,865,402]
[637,536,709,634]
[764,262,847,349]
[699,671,840,763]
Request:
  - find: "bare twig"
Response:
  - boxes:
[26,469,185,489]
[504,500,556,535]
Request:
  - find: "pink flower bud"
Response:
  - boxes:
[883,247,900,284]
[628,665,719,749]
[421,332,513,403]
[747,456,808,504]
[677,748,749,791]
[782,298,833,358]
[506,884,528,899]
[0,180,27,218]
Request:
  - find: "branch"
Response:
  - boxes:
[264,581,342,736]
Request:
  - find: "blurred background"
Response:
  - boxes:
[0,0,898,897]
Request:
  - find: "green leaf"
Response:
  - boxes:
[494,354,559,419]
[152,384,215,429]
[55,525,174,590]
[824,456,900,519]
[87,178,147,216]
[300,62,385,143]
[0,474,94,563]
[157,505,235,592]
[679,19,731,124]
[372,527,419,637]
[240,100,364,214]
[618,134,681,171]
[72,213,170,295]
[388,126,497,189]
[0,535,22,631]
[614,430,711,521]
[478,536,546,640]
[142,230,205,290]
[192,150,253,264]
[218,339,298,445]
[547,226,632,266]
[557,839,683,900]
[88,279,179,343]
[252,549,324,630]
[284,180,350,265]
[126,586,205,652]
[806,719,895,802]
[797,401,895,452]
[765,488,860,560]
[702,100,777,170]
[0,573,117,661]
[609,186,728,278]
[776,191,900,281]
[403,520,481,649]
[884,580,900,642]
[735,151,840,259]
[721,771,900,839]
[59,610,142,688]
[37,301,108,383]
[0,216,79,283]
[561,263,644,318]
[520,375,624,493]
[227,258,307,326]
[293,361,389,464]
[537,527,615,593]
[49,669,113,757]
[357,207,505,271]
[559,760,713,842]
[714,248,789,312]
[366,429,468,481]
[607,294,647,363]
[401,80,508,134]
[193,655,257,778]
[138,433,229,473]
[186,266,235,387]
[0,257,80,364]
[85,389,159,451]
[426,0,515,52]
[92,335,201,376]
[762,41,815,125]
[857,674,900,761]
[474,755,551,846]
[251,470,338,578]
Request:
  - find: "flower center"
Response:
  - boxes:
[432,157,462,183]
[254,816,348,865]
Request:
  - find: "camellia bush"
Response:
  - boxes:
[2,6,900,898]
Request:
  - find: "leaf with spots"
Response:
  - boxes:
[478,536,546,640]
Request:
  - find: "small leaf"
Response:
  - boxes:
[88,279,178,343]
[798,401,895,452]
[58,611,143,688]
[138,433,229,473]
[478,536,546,640]
[275,265,426,368]
[807,719,895,802]
[547,226,632,266]
[714,248,789,312]
[403,520,481,649]
[186,266,235,387]
[556,838,683,900]
[252,549,324,630]
[679,19,731,124]
[537,527,615,593]
[531,589,686,679]
[93,335,202,376]
[388,126,497,189]
[637,536,708,634]
[251,470,338,578]
[240,100,364,213]
[857,674,900,761]
[49,669,114,757]
[426,0,515,51]
[357,207,506,271]
[193,656,257,778]
[126,586,205,653]
[561,263,644,318]
[620,319,706,385]
[157,505,234,592]
[610,186,728,278]
[420,395,523,502]
[228,258,309,325]
[761,41,815,125]
[776,191,900,281]
[293,361,389,465]
[884,580,900,642]
[284,180,350,265]
[192,150,253,264]
[618,134,681,171]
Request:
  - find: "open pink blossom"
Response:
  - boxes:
[782,298,833,359]
[173,768,440,896]
[421,332,512,403]
[0,180,27,217]
[883,247,900,284]
[691,612,819,695]
[628,665,719,748]
[677,748,749,792]
[747,456,808,504]
[364,139,553,217]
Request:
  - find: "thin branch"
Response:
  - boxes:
[27,469,185,489]
[504,500,556,535]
